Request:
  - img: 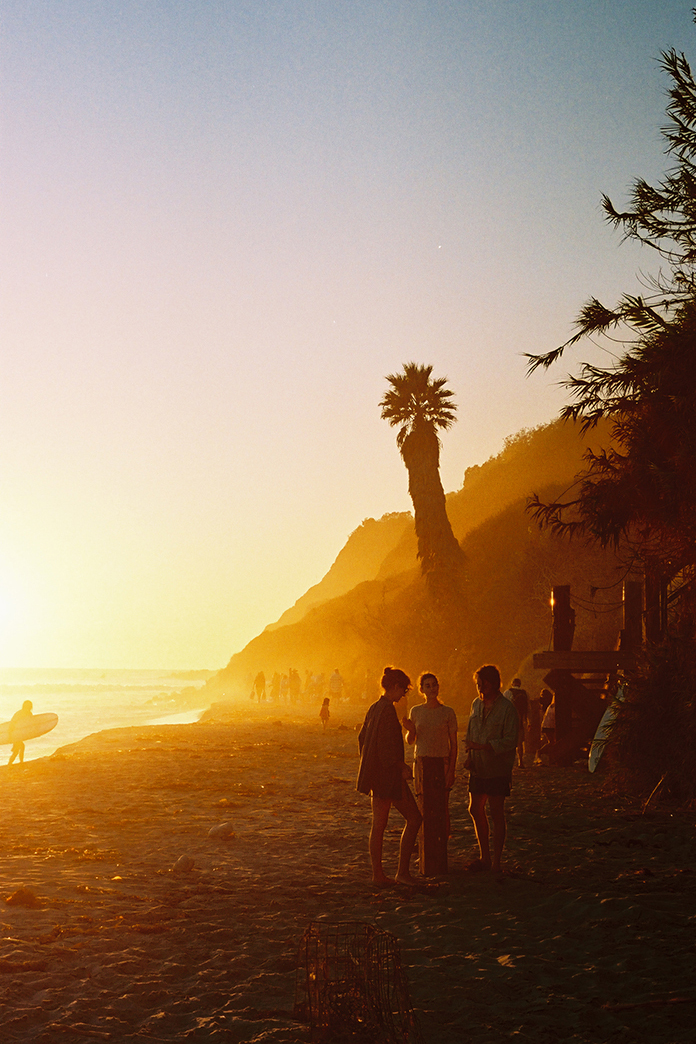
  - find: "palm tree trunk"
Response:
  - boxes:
[401,426,466,607]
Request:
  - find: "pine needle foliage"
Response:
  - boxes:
[526,26,696,801]
[526,34,696,608]
[527,44,696,378]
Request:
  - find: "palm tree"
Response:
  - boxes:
[380,363,465,603]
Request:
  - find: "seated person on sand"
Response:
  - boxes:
[464,665,518,874]
[402,673,457,875]
[356,667,422,886]
[8,700,33,766]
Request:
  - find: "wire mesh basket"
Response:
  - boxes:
[294,921,425,1043]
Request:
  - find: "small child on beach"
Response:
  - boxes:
[319,698,330,730]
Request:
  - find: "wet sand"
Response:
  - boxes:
[0,706,695,1043]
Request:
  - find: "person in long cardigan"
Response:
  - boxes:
[357,667,422,885]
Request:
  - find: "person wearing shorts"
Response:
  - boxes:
[465,665,518,873]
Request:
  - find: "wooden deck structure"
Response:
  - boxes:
[531,582,641,764]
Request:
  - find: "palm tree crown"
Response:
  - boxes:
[380,363,457,452]
[379,362,463,614]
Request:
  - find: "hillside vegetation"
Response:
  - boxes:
[206,419,630,712]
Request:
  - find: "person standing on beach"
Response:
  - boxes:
[526,691,543,764]
[356,667,422,886]
[504,678,529,768]
[253,671,266,703]
[465,665,518,873]
[329,668,345,702]
[402,673,457,875]
[319,697,330,730]
[539,690,556,761]
[8,700,33,766]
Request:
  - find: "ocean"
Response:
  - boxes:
[0,668,215,763]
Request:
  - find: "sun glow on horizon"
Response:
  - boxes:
[0,1,686,667]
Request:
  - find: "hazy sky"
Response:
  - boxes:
[1,1,691,668]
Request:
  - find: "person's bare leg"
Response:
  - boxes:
[488,795,507,873]
[369,795,394,884]
[468,792,492,868]
[393,785,422,883]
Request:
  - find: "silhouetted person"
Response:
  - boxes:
[539,691,556,761]
[289,668,301,703]
[253,671,266,703]
[319,697,330,731]
[465,665,518,874]
[504,678,529,768]
[8,700,33,766]
[357,667,422,886]
[402,672,458,875]
[329,668,344,701]
[526,693,543,764]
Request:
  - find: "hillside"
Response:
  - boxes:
[267,511,411,630]
[205,418,626,710]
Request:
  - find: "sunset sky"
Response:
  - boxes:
[1,1,691,668]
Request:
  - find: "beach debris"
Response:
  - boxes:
[294,921,424,1044]
[5,886,41,908]
[207,821,235,840]
[172,854,195,873]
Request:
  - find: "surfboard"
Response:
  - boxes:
[0,712,58,746]
[588,704,617,773]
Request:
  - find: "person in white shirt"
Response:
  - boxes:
[402,673,458,874]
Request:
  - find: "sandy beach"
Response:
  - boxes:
[0,704,694,1043]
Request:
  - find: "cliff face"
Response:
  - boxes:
[208,418,624,709]
[266,512,412,631]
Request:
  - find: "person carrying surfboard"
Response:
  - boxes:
[8,700,33,766]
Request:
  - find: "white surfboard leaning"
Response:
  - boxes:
[0,712,58,746]
[588,705,616,773]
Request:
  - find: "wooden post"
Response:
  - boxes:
[416,759,448,876]
[552,586,575,651]
[623,581,643,651]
